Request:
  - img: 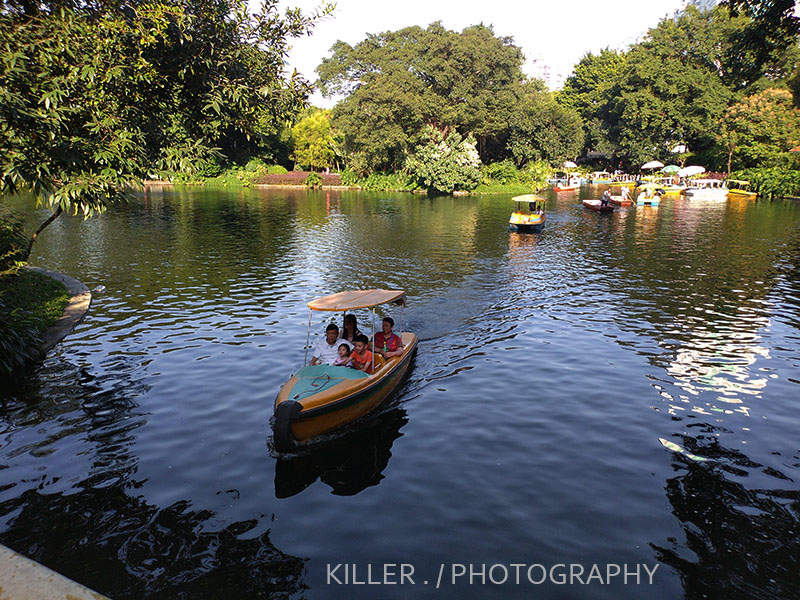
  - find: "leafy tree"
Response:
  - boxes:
[0,0,331,258]
[717,88,800,170]
[557,49,624,155]
[318,22,525,171]
[405,126,482,193]
[290,109,338,171]
[604,6,736,168]
[508,79,584,167]
[722,0,800,86]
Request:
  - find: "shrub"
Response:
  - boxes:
[244,158,269,172]
[304,172,323,188]
[730,167,800,198]
[405,126,483,193]
[339,169,360,186]
[484,160,520,184]
[266,165,288,174]
[360,172,417,191]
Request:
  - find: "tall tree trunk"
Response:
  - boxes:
[727,147,733,174]
[24,206,62,262]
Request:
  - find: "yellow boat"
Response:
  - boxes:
[509,194,546,232]
[726,179,757,200]
[273,290,418,452]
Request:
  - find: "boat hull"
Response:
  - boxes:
[727,189,757,200]
[509,212,545,232]
[583,199,614,212]
[610,196,632,207]
[553,185,578,192]
[685,189,728,201]
[273,333,418,451]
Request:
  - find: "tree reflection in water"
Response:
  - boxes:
[653,443,800,600]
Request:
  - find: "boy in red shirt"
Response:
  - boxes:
[350,334,374,374]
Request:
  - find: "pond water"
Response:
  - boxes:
[1,186,799,599]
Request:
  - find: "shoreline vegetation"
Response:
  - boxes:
[0,269,68,378]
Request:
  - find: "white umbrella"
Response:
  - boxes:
[641,160,665,170]
[677,165,705,178]
[563,161,577,168]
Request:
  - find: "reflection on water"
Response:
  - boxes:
[1,187,799,599]
[274,407,408,498]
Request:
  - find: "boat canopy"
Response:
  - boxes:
[512,194,547,204]
[308,289,406,311]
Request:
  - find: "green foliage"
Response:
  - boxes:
[0,269,69,377]
[360,172,417,191]
[722,0,800,86]
[291,109,338,171]
[405,126,483,193]
[0,0,331,249]
[0,212,27,277]
[717,88,800,170]
[303,172,323,188]
[266,165,289,174]
[318,22,525,172]
[730,167,800,198]
[339,169,360,186]
[477,159,550,193]
[508,79,584,166]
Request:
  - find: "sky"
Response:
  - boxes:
[276,0,690,107]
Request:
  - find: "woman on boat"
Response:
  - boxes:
[372,317,404,359]
[339,313,363,345]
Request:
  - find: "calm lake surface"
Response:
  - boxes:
[1,186,799,599]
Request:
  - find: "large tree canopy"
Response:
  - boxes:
[0,0,330,255]
[557,4,799,169]
[317,22,527,172]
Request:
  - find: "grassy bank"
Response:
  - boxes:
[0,269,69,376]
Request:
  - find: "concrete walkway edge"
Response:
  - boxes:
[25,266,92,353]
[0,543,109,599]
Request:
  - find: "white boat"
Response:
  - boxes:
[684,179,728,201]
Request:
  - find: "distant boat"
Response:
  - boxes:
[509,194,546,232]
[636,184,663,206]
[587,171,612,184]
[684,179,728,201]
[554,173,581,192]
[582,199,614,212]
[726,179,757,200]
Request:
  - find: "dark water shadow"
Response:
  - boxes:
[274,406,408,499]
[652,446,800,600]
[0,485,308,600]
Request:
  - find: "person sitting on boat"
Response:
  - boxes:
[349,335,374,374]
[310,323,340,366]
[339,313,363,346]
[600,189,611,206]
[333,343,352,367]
[372,317,404,358]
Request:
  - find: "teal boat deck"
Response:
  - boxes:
[289,365,369,401]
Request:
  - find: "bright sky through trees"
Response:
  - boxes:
[276,0,691,105]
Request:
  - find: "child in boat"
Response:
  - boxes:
[349,335,374,374]
[333,343,352,367]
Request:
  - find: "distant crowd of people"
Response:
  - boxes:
[310,314,404,374]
